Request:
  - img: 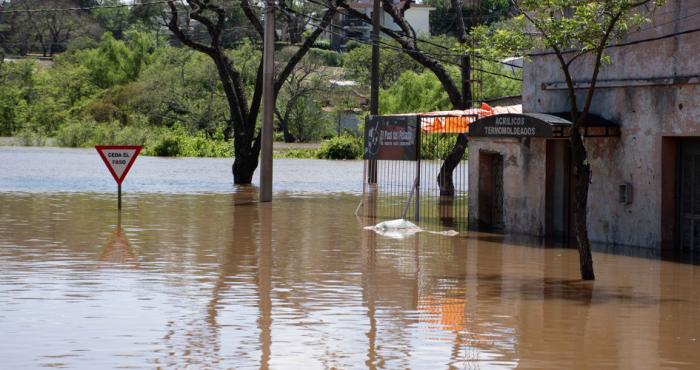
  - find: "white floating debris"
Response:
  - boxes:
[364,219,458,239]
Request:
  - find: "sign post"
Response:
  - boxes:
[95,145,142,209]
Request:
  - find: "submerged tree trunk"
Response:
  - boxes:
[168,0,337,185]
[233,134,262,184]
[437,133,468,195]
[570,128,595,280]
[438,0,470,196]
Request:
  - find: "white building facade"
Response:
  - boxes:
[330,1,434,49]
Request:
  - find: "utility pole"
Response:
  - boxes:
[368,0,381,184]
[260,0,275,202]
[461,54,471,109]
[452,0,471,109]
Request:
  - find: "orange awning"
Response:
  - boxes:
[418,103,522,134]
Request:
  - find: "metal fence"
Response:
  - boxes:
[359,115,474,231]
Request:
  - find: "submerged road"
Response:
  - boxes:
[1,147,699,369]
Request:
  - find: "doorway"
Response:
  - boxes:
[680,139,700,251]
[546,140,573,240]
[478,151,504,230]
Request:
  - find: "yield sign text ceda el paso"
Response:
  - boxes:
[95,145,142,184]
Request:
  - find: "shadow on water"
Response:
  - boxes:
[467,230,700,266]
[472,274,685,306]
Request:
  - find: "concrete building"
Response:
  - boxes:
[467,0,700,251]
[330,1,434,50]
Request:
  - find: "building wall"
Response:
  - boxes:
[382,7,433,36]
[401,8,432,36]
[518,0,700,248]
[468,138,548,235]
[329,5,434,49]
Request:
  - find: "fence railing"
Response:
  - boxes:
[360,115,474,231]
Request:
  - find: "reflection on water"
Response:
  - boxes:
[1,191,700,369]
[99,214,139,268]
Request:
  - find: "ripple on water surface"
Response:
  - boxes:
[1,148,700,368]
[0,146,364,194]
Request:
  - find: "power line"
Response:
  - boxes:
[0,0,522,68]
[529,26,700,56]
[0,0,522,81]
[281,5,522,81]
[627,7,700,35]
[303,0,523,69]
[0,0,171,14]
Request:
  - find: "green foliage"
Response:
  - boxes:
[66,36,100,52]
[312,40,332,50]
[308,48,341,67]
[287,96,333,142]
[468,16,533,59]
[276,148,318,159]
[275,51,335,143]
[479,60,523,100]
[91,0,131,39]
[55,117,152,148]
[518,0,656,53]
[427,0,513,36]
[420,134,467,160]
[0,33,154,137]
[71,32,156,89]
[145,126,231,157]
[344,40,362,52]
[379,70,455,114]
[55,118,232,158]
[15,127,48,147]
[316,135,362,160]
[342,42,422,88]
[0,60,35,135]
[1,26,348,158]
[0,0,102,56]
[133,47,228,134]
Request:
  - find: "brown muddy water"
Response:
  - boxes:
[1,147,700,369]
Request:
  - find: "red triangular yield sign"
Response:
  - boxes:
[95,145,142,185]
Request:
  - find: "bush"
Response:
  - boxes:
[316,135,362,160]
[143,125,231,157]
[276,148,317,159]
[179,134,231,157]
[312,40,331,50]
[55,118,155,147]
[379,70,455,114]
[308,48,341,67]
[55,119,231,157]
[344,40,362,52]
[84,100,123,122]
[55,119,98,147]
[150,135,181,156]
[420,134,465,160]
[15,127,47,146]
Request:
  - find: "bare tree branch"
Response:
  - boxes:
[241,0,264,40]
[338,1,463,107]
[167,1,215,54]
[274,0,337,97]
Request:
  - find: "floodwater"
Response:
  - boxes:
[1,147,700,369]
